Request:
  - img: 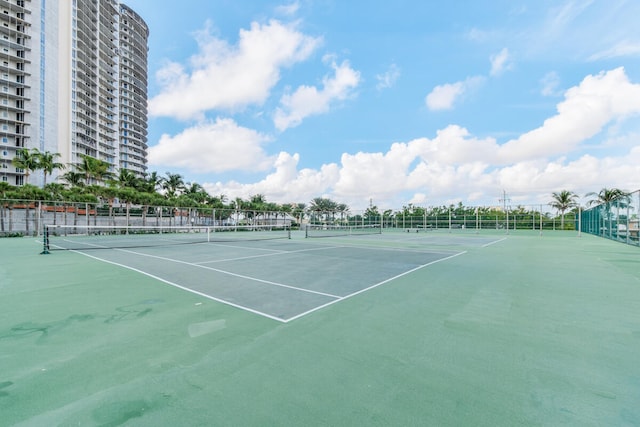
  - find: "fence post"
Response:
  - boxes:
[36,200,42,236]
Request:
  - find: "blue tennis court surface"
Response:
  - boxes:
[70,231,481,321]
[4,229,639,426]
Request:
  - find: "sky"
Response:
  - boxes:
[122,0,640,211]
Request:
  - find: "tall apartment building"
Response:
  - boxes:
[118,4,148,176]
[0,0,148,187]
[0,0,30,185]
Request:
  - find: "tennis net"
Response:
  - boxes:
[42,224,291,252]
[304,224,382,238]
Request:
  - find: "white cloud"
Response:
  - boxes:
[490,48,511,76]
[498,67,640,162]
[200,67,640,210]
[204,152,340,203]
[589,40,640,61]
[376,64,400,90]
[548,0,595,34]
[425,82,464,111]
[148,20,321,121]
[540,71,561,96]
[425,76,484,111]
[148,118,274,173]
[466,27,492,42]
[273,59,361,131]
[275,2,300,16]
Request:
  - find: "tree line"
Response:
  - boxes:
[2,148,632,225]
[3,148,351,220]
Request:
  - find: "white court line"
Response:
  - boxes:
[195,245,341,264]
[206,242,289,253]
[482,237,507,247]
[111,247,342,299]
[70,250,288,323]
[58,239,108,249]
[63,242,468,323]
[283,250,467,322]
[57,236,204,248]
[300,239,459,256]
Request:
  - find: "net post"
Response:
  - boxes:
[40,225,51,255]
[577,206,582,238]
[539,204,543,236]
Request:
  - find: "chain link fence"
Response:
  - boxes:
[0,198,586,238]
[580,189,640,247]
[0,200,296,237]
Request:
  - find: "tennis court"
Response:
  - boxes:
[2,229,640,426]
[42,227,499,322]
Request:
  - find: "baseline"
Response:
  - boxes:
[285,250,467,322]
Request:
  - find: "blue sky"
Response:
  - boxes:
[123,0,640,210]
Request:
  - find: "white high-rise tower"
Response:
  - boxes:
[0,0,148,187]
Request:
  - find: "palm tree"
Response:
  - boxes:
[61,170,85,189]
[116,168,139,189]
[161,172,185,199]
[92,161,115,184]
[248,194,267,223]
[586,188,630,237]
[585,188,629,206]
[38,151,65,186]
[291,203,306,226]
[141,171,163,194]
[0,181,11,198]
[76,155,114,185]
[364,205,380,225]
[184,182,211,204]
[93,185,119,226]
[44,183,66,225]
[336,203,349,225]
[308,197,338,224]
[16,184,47,235]
[550,190,579,230]
[12,148,40,185]
[0,181,12,232]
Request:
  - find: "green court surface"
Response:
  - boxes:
[1,230,639,426]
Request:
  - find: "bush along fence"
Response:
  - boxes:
[0,199,297,237]
[1,199,579,238]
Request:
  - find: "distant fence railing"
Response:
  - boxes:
[302,204,575,232]
[0,199,579,237]
[0,200,295,237]
[580,189,640,247]
[384,211,576,232]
